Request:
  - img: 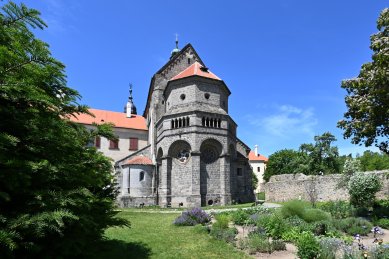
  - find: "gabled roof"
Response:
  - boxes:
[69,108,148,130]
[170,62,221,81]
[248,151,268,162]
[123,156,153,165]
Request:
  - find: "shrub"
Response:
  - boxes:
[377,218,389,229]
[213,214,230,229]
[231,209,251,225]
[348,173,382,208]
[318,237,343,259]
[318,201,355,219]
[281,200,308,219]
[302,209,331,223]
[332,217,373,236]
[256,212,289,240]
[272,240,287,251]
[245,234,273,254]
[296,232,321,259]
[173,208,211,226]
[210,227,237,243]
[281,227,301,242]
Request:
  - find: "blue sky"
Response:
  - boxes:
[16,0,387,157]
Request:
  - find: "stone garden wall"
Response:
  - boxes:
[264,170,389,202]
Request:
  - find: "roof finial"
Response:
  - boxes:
[170,33,181,59]
[129,83,133,101]
[175,33,179,49]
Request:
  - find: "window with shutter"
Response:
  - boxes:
[109,139,119,149]
[129,138,138,151]
[95,136,101,148]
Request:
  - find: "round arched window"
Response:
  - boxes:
[177,149,190,164]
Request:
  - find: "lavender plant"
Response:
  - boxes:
[173,208,211,226]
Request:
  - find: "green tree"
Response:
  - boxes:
[299,132,341,174]
[338,8,389,154]
[0,2,127,257]
[264,149,301,181]
[358,150,389,171]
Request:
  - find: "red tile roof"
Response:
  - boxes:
[124,156,153,165]
[248,151,268,162]
[68,108,148,130]
[170,62,221,81]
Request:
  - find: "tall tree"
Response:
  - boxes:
[0,2,126,257]
[338,8,389,154]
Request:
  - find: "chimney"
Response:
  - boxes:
[254,145,258,156]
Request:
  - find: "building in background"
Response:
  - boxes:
[248,145,268,193]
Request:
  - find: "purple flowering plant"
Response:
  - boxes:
[173,207,211,226]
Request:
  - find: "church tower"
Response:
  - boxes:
[124,84,137,117]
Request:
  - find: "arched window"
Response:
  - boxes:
[186,117,190,126]
[202,117,205,126]
[218,119,221,128]
[171,120,174,129]
[139,171,145,181]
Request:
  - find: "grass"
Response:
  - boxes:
[92,211,249,259]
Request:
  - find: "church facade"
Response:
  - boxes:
[73,43,255,207]
[115,43,255,207]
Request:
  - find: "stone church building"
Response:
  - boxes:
[72,42,255,207]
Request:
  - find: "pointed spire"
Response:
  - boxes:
[124,83,137,117]
[170,33,180,59]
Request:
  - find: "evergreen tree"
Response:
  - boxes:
[0,2,127,257]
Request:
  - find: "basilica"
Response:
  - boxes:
[72,42,256,207]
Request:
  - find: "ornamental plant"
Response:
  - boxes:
[173,208,211,226]
[347,173,382,208]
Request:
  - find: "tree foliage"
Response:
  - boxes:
[357,150,389,171]
[338,8,389,154]
[0,2,127,257]
[264,132,341,181]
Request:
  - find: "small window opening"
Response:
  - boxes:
[180,94,186,100]
[139,171,145,181]
[208,200,214,206]
[187,58,190,64]
[204,93,210,99]
[237,168,243,176]
[257,167,260,172]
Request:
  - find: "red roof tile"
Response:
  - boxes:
[68,108,147,130]
[124,156,153,165]
[248,151,268,162]
[170,62,221,81]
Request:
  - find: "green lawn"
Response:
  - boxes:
[91,211,249,259]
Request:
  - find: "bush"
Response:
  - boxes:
[231,209,250,225]
[296,232,321,259]
[332,217,373,236]
[377,218,389,229]
[245,234,273,254]
[348,173,382,208]
[317,201,355,219]
[256,212,289,240]
[210,227,237,243]
[281,200,308,219]
[213,214,230,229]
[272,240,287,251]
[173,208,211,226]
[281,227,301,242]
[318,237,343,259]
[302,208,332,223]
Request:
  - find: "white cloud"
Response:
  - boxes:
[247,104,318,139]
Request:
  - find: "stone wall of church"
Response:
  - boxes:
[264,171,389,202]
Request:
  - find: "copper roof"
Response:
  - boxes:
[69,108,147,130]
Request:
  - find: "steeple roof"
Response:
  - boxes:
[170,62,221,81]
